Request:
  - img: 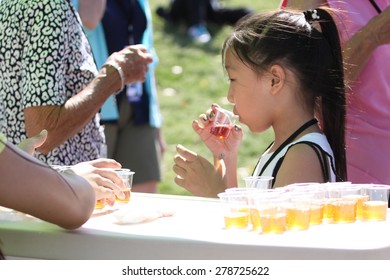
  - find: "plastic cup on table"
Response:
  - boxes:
[243,176,274,190]
[327,185,363,223]
[361,184,390,221]
[251,190,289,234]
[115,169,135,204]
[218,191,250,230]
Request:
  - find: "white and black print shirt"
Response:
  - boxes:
[0,0,105,165]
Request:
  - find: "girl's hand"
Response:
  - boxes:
[192,104,243,158]
[173,144,225,198]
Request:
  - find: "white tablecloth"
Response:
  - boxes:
[0,193,389,259]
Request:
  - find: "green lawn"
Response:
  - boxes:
[150,0,280,195]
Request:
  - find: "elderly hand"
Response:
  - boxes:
[70,158,126,206]
[106,44,153,85]
[173,144,226,198]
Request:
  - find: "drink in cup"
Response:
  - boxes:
[328,186,362,223]
[115,169,135,204]
[218,191,250,229]
[286,193,312,230]
[252,191,289,234]
[210,107,237,139]
[226,187,261,231]
[361,184,390,221]
[95,199,106,210]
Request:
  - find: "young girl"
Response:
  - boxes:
[173,8,347,197]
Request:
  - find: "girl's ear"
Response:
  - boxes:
[269,64,286,95]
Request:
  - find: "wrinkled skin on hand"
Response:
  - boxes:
[105,44,153,85]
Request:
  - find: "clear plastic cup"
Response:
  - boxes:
[209,107,238,139]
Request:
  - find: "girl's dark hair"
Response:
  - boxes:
[222,8,347,181]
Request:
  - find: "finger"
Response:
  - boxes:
[173,154,186,166]
[32,129,48,148]
[88,158,122,169]
[198,114,209,127]
[174,175,186,188]
[95,168,125,188]
[172,163,187,178]
[95,186,116,201]
[176,144,198,162]
[192,120,205,135]
[94,176,125,200]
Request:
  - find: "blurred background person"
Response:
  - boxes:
[156,0,253,43]
[0,0,152,166]
[282,0,390,184]
[100,0,165,193]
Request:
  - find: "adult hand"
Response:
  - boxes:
[18,129,48,155]
[106,44,153,85]
[70,158,125,206]
[173,144,225,198]
[193,104,243,158]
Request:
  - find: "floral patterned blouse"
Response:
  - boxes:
[0,0,105,165]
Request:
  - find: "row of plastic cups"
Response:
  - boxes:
[218,182,390,234]
[286,182,390,223]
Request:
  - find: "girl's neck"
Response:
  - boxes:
[270,116,320,153]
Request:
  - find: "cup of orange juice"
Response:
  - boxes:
[361,184,390,221]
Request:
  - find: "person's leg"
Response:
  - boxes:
[112,97,161,193]
[184,0,208,27]
[185,0,211,43]
[206,0,253,25]
[114,124,161,193]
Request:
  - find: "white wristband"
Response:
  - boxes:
[104,61,125,94]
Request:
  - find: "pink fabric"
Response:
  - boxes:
[327,0,390,183]
[282,0,390,183]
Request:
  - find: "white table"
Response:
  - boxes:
[1,193,390,259]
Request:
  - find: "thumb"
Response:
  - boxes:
[18,129,48,155]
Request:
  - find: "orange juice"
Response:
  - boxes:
[362,201,387,221]
[224,211,249,229]
[286,207,311,230]
[323,199,338,221]
[310,204,324,225]
[332,200,357,223]
[116,188,131,203]
[249,208,261,231]
[260,212,286,234]
[343,194,369,220]
[95,199,106,209]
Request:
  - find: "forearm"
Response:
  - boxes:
[342,30,376,83]
[215,153,238,189]
[24,65,121,154]
[0,144,95,229]
[78,0,106,30]
[283,0,324,10]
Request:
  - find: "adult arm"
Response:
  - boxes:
[24,45,153,154]
[285,1,390,82]
[0,142,95,230]
[78,0,106,30]
[342,6,390,82]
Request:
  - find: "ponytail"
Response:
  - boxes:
[305,8,347,181]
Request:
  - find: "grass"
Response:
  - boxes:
[150,0,280,196]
